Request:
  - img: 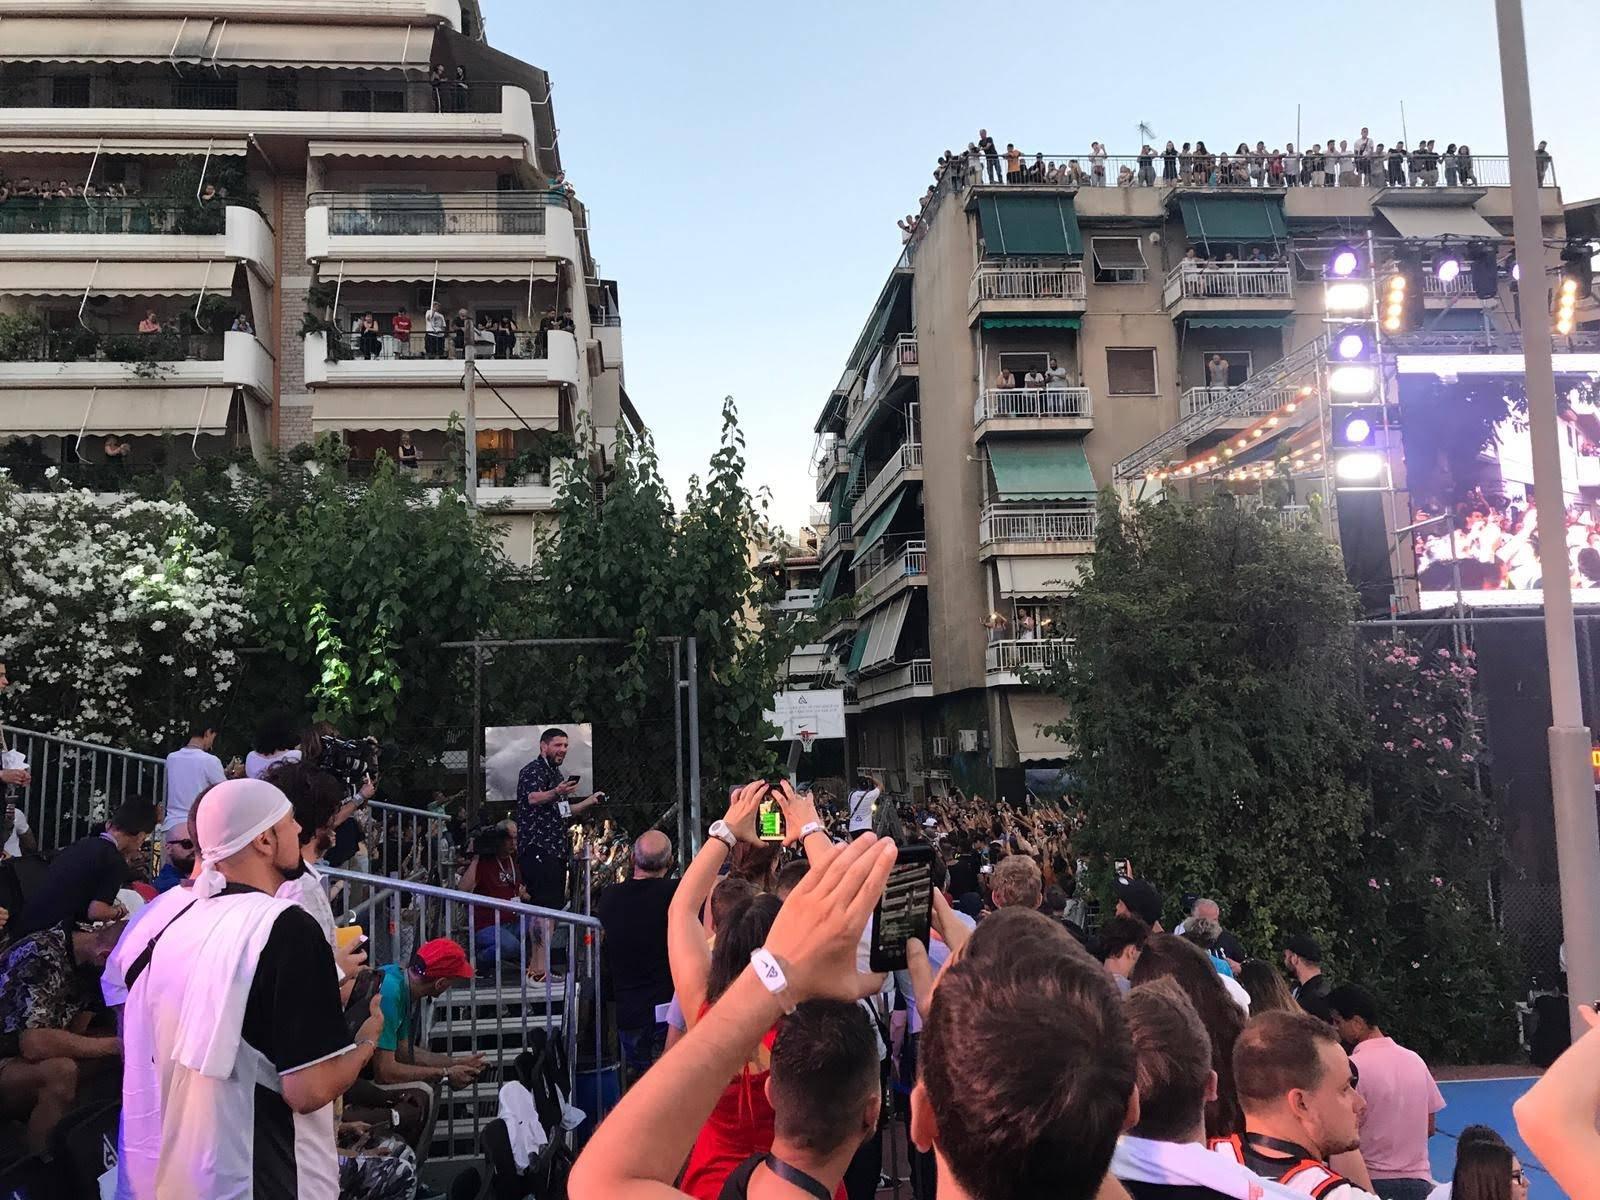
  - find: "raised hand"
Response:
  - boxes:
[761,832,898,1002]
[725,780,766,845]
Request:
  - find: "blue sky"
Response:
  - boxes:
[486,0,1600,534]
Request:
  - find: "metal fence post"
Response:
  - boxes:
[673,639,686,864]
[686,636,702,854]
[469,642,483,825]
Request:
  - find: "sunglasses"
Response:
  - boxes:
[169,839,194,851]
[1510,1170,1526,1186]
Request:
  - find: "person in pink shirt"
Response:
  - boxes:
[1328,984,1445,1200]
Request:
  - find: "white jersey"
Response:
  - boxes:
[847,787,880,833]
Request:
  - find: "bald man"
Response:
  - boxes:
[595,830,678,1080]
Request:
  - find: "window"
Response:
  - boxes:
[998,352,1049,380]
[1205,350,1253,388]
[1091,236,1149,284]
[51,75,90,107]
[1106,348,1158,396]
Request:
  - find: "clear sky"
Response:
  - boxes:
[485,0,1599,534]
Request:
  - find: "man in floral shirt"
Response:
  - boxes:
[0,920,124,1064]
[515,729,604,975]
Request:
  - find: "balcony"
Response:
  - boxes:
[0,200,275,279]
[855,443,923,525]
[853,539,928,613]
[973,387,1093,439]
[864,333,919,403]
[306,193,578,267]
[1,0,464,26]
[820,521,854,564]
[986,638,1075,685]
[814,440,849,497]
[856,659,933,708]
[1161,262,1293,314]
[304,329,579,388]
[968,263,1087,323]
[594,319,623,369]
[1179,384,1301,424]
[769,588,821,614]
[1422,271,1493,306]
[979,504,1096,558]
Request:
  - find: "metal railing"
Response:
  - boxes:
[336,327,552,361]
[894,332,919,366]
[1180,384,1300,418]
[1423,271,1480,298]
[975,386,1092,424]
[986,638,1075,675]
[857,443,923,522]
[815,441,848,477]
[0,197,232,236]
[310,191,563,237]
[1163,262,1292,305]
[320,864,604,1164]
[953,152,1549,190]
[821,522,854,560]
[2,328,226,364]
[855,538,928,597]
[979,504,1097,545]
[969,264,1087,307]
[2,725,166,856]
[367,799,449,884]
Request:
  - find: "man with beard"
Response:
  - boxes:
[117,778,383,1200]
[153,829,197,892]
[515,728,605,973]
[264,760,369,984]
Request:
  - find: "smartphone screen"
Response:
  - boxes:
[869,841,935,972]
[566,775,582,785]
[758,797,785,842]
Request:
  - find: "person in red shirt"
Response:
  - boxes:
[457,822,528,975]
[391,306,413,354]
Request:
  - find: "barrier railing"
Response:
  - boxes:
[821,522,854,560]
[310,191,562,237]
[854,538,928,597]
[319,864,604,1164]
[0,197,231,236]
[368,799,449,883]
[857,443,923,522]
[979,504,1097,545]
[975,386,1092,424]
[337,327,552,361]
[1,725,165,855]
[1180,384,1299,419]
[1163,263,1292,305]
[2,328,226,364]
[969,264,1086,307]
[986,638,1075,675]
[953,152,1548,189]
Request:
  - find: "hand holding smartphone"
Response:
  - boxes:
[757,790,785,842]
[869,841,935,972]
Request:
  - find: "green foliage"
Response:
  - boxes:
[0,313,43,362]
[156,155,262,231]
[1040,492,1368,950]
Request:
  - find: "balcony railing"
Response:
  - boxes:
[1422,271,1480,298]
[815,440,848,480]
[985,638,1075,675]
[894,332,918,366]
[309,191,564,236]
[1163,262,1292,306]
[855,539,928,598]
[953,151,1549,190]
[857,659,933,701]
[1180,384,1300,418]
[857,443,923,520]
[970,264,1087,307]
[0,327,225,364]
[0,197,231,236]
[821,522,854,560]
[335,328,553,361]
[980,504,1096,545]
[974,386,1092,424]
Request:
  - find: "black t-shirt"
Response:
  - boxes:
[236,891,354,1198]
[1122,1181,1237,1200]
[596,876,678,1029]
[946,853,980,899]
[16,834,126,936]
[1294,972,1333,1021]
[1215,929,1246,964]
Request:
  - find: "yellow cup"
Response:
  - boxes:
[334,924,365,951]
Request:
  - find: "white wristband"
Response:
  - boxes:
[749,947,797,1014]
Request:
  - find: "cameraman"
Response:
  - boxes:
[307,723,379,874]
[457,822,530,975]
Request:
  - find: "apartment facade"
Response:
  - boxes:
[812,147,1568,801]
[0,0,636,562]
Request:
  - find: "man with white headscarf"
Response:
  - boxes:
[117,778,384,1200]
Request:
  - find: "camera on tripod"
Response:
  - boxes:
[318,734,378,790]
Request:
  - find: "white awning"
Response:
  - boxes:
[1376,205,1501,240]
[1009,693,1070,763]
[1,387,230,436]
[308,140,527,163]
[0,136,248,157]
[0,17,432,67]
[326,261,559,284]
[311,386,559,433]
[0,261,236,297]
[861,592,912,670]
[996,556,1084,598]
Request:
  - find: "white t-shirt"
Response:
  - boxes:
[4,804,29,857]
[425,309,447,335]
[847,788,880,833]
[163,745,226,833]
[245,748,302,781]
[1219,971,1252,1014]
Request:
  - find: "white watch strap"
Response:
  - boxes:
[799,821,826,842]
[750,948,797,1014]
[708,820,735,848]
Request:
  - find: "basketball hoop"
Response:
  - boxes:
[797,729,816,754]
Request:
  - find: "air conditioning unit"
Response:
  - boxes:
[957,729,978,753]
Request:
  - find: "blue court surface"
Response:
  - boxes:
[1428,1077,1553,1200]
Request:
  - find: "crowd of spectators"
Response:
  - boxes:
[348,303,574,362]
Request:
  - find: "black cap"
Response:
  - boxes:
[1113,876,1163,927]
[1285,934,1323,963]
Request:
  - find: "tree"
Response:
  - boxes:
[1037,491,1369,949]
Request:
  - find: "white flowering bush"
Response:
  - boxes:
[0,477,249,749]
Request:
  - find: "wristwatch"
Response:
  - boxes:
[708,819,736,848]
[749,947,797,1014]
[798,821,826,842]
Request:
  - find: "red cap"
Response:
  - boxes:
[416,938,473,980]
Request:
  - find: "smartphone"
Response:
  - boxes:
[757,795,785,843]
[565,775,581,785]
[869,841,935,973]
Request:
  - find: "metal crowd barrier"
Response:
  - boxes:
[1,724,165,855]
[368,799,449,881]
[319,865,606,1165]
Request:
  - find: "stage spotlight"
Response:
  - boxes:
[1433,252,1462,285]
[1329,245,1360,278]
[1344,417,1373,444]
[1335,451,1384,482]
[1381,255,1425,333]
[1556,276,1579,336]
[1560,241,1593,299]
[1336,329,1367,360]
[1330,365,1376,396]
[1326,282,1373,313]
[1468,246,1499,300]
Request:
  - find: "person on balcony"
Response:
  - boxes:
[996,366,1018,391]
[424,302,447,359]
[1536,141,1553,185]
[390,306,412,355]
[1046,357,1070,393]
[472,315,496,358]
[138,310,161,335]
[1004,143,1022,184]
[979,130,1001,184]
[1207,355,1231,390]
[1064,159,1088,185]
[1117,163,1136,187]
[1163,141,1180,183]
[1139,144,1157,187]
[398,433,419,471]
[1090,142,1108,186]
[357,313,381,360]
[451,308,469,359]
[1023,367,1046,390]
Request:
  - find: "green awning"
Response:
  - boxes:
[977,194,1083,256]
[846,630,869,673]
[988,439,1096,501]
[1178,195,1288,246]
[981,316,1082,330]
[854,489,907,557]
[845,272,913,373]
[816,559,843,605]
[1183,316,1292,329]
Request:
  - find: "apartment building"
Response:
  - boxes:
[811,146,1568,801]
[0,0,636,562]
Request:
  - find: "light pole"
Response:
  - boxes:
[1495,0,1600,1036]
